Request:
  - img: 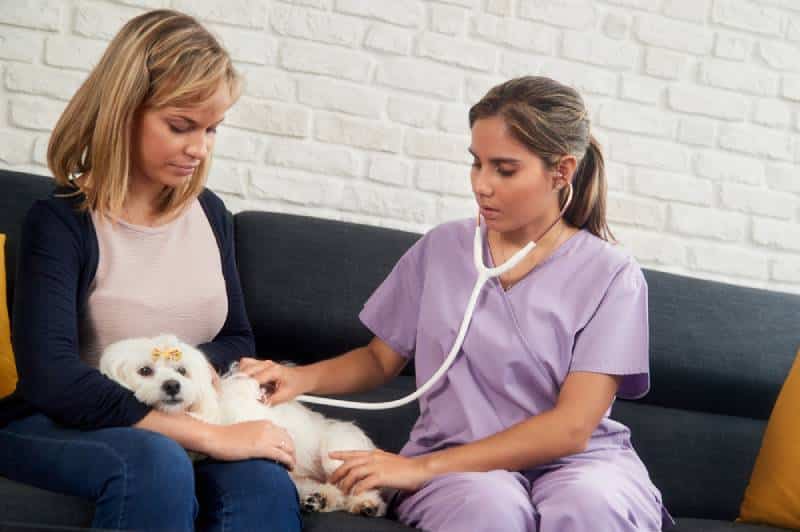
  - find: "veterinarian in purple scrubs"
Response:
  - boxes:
[0,10,300,532]
[242,76,674,531]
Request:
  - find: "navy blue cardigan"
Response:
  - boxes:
[0,188,255,430]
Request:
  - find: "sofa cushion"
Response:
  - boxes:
[612,400,764,521]
[0,171,55,312]
[738,349,800,529]
[643,270,800,421]
[234,211,420,374]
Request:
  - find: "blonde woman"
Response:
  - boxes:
[0,10,300,531]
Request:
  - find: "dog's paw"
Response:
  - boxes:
[347,491,387,518]
[301,492,328,513]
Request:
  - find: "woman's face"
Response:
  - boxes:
[130,82,232,190]
[469,115,563,235]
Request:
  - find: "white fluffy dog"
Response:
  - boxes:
[99,334,387,517]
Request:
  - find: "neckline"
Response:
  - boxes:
[96,199,196,235]
[481,223,585,293]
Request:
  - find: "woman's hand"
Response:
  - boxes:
[328,450,434,495]
[206,419,296,468]
[237,357,315,405]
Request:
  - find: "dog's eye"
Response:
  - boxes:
[138,366,153,377]
[177,367,187,376]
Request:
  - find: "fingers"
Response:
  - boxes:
[269,446,296,470]
[264,385,295,406]
[338,464,374,494]
[329,450,371,460]
[351,474,381,496]
[328,454,371,484]
[237,357,260,370]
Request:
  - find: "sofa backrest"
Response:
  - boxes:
[0,171,56,311]
[234,210,420,376]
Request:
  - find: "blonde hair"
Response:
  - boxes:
[48,9,241,216]
[469,76,614,242]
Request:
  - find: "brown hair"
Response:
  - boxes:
[469,76,614,242]
[48,9,241,216]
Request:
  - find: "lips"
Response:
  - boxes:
[170,163,198,176]
[480,205,500,219]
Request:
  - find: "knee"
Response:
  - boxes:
[124,430,195,503]
[453,472,532,526]
[210,459,299,508]
[537,477,644,531]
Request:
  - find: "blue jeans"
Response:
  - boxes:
[0,414,301,531]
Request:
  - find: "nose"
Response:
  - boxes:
[472,169,493,197]
[185,131,209,160]
[162,379,181,397]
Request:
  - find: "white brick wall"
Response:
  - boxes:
[1,0,800,294]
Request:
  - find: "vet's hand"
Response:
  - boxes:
[209,420,296,468]
[329,450,433,495]
[237,357,313,405]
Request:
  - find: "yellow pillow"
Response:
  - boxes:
[738,347,800,528]
[0,234,16,398]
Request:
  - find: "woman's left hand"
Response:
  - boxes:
[329,450,434,495]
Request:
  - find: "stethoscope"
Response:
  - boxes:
[295,183,574,410]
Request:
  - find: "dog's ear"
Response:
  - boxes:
[185,346,222,424]
[98,340,138,391]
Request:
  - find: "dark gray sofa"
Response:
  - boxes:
[1,169,798,532]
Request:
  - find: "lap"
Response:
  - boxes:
[394,470,536,532]
[530,450,666,530]
[0,414,192,498]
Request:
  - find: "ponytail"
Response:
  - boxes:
[562,135,615,242]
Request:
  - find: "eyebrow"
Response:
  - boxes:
[467,148,520,165]
[171,115,225,127]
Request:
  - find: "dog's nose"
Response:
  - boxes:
[162,379,181,397]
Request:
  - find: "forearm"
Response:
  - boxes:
[420,408,586,476]
[305,345,389,396]
[134,410,218,454]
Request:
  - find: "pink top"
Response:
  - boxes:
[81,200,228,367]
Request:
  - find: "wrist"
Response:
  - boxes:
[302,364,323,395]
[195,418,221,454]
[416,453,440,478]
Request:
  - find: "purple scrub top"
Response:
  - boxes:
[359,219,650,466]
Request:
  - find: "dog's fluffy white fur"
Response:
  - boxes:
[99,334,387,517]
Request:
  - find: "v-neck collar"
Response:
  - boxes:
[481,224,586,294]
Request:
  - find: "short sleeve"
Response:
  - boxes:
[359,237,427,360]
[569,259,650,399]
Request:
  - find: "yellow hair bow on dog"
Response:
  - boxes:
[151,346,182,362]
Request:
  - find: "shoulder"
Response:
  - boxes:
[420,218,474,248]
[198,187,228,218]
[24,190,90,239]
[575,230,646,291]
[197,187,232,232]
[403,218,474,264]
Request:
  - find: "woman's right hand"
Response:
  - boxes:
[206,420,296,468]
[238,358,315,405]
